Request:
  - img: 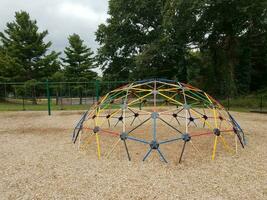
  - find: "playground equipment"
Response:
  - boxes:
[72,79,245,163]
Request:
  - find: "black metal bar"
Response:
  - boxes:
[158,117,182,134]
[123,140,131,161]
[130,116,137,126]
[127,117,151,134]
[175,117,181,125]
[159,137,182,145]
[178,141,187,163]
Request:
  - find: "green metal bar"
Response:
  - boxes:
[46,79,51,116]
[95,80,100,101]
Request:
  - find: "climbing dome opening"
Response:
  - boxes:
[72,79,245,163]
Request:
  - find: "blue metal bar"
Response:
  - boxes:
[228,112,246,145]
[72,111,88,142]
[157,148,168,163]
[142,148,153,161]
[159,137,182,145]
[153,117,157,140]
[156,78,176,83]
[127,136,149,144]
[135,79,155,83]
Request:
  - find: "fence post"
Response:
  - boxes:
[260,96,263,112]
[46,79,51,116]
[95,80,100,101]
[4,83,7,99]
[227,95,230,111]
[22,96,25,111]
[22,84,26,111]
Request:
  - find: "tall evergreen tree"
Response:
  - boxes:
[0,11,60,82]
[62,33,97,81]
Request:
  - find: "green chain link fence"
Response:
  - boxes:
[0,80,128,114]
[0,80,266,115]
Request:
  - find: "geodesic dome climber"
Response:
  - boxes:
[72,79,246,163]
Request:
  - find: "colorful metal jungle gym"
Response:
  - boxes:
[72,79,246,163]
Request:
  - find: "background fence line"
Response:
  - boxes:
[0,80,266,115]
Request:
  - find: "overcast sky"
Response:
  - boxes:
[0,0,109,74]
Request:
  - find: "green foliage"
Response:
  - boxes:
[0,11,60,82]
[96,0,267,96]
[61,33,97,81]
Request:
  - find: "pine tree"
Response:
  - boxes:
[61,33,97,81]
[0,11,60,81]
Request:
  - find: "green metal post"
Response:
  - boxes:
[46,79,51,116]
[4,83,7,99]
[260,96,263,112]
[95,80,100,101]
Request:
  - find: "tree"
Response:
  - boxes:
[61,33,97,82]
[96,0,171,81]
[96,0,267,96]
[191,0,267,96]
[0,11,60,82]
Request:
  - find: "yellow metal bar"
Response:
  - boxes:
[80,133,95,150]
[184,93,200,102]
[190,109,213,129]
[96,107,122,128]
[170,93,178,99]
[217,109,234,129]
[190,140,201,155]
[204,92,213,103]
[158,92,184,106]
[128,106,151,114]
[128,92,152,106]
[212,136,218,160]
[96,133,101,159]
[94,93,110,126]
[130,88,152,92]
[156,81,181,88]
[220,135,234,154]
[105,138,121,158]
[100,93,109,104]
[158,88,179,92]
[213,107,218,128]
[131,81,154,88]
[204,92,218,128]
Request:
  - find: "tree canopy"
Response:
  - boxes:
[96,0,267,96]
[0,11,60,82]
[61,33,97,81]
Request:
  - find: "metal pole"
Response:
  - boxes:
[4,83,7,99]
[227,95,230,111]
[60,82,63,110]
[260,96,263,112]
[22,97,25,110]
[46,79,51,116]
[22,85,25,111]
[95,80,100,101]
